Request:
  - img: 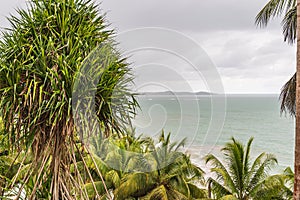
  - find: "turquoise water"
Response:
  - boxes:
[133,94,294,172]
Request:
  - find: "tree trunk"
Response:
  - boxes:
[294,1,300,199]
[208,180,211,199]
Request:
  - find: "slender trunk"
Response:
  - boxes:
[208,180,211,199]
[294,1,300,199]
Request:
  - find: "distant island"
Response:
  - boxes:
[138,91,213,96]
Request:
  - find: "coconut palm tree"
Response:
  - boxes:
[70,132,207,199]
[254,167,294,199]
[256,1,300,198]
[205,137,281,200]
[67,131,153,198]
[0,0,137,199]
[72,133,152,199]
[256,0,297,116]
[113,132,207,200]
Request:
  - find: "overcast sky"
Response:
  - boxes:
[0,0,296,94]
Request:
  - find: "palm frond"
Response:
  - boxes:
[205,154,237,194]
[187,183,208,199]
[280,72,296,116]
[256,0,296,44]
[105,170,120,188]
[255,0,296,27]
[282,6,297,43]
[140,185,168,200]
[208,178,232,199]
[248,153,277,194]
[222,138,246,195]
[84,181,113,199]
[114,172,155,199]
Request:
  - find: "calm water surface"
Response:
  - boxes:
[133,94,294,172]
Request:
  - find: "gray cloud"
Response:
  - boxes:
[101,0,282,32]
[100,0,295,93]
[0,0,296,93]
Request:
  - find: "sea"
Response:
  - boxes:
[132,94,295,174]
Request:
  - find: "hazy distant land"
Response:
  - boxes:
[139,91,213,96]
[137,91,279,97]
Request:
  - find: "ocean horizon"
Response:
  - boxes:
[133,93,294,173]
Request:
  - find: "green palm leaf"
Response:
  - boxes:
[206,137,281,199]
[279,73,296,116]
[114,172,155,200]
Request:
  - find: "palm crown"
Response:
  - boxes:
[205,137,278,200]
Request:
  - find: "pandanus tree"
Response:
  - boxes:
[205,137,281,200]
[0,0,137,199]
[256,0,300,198]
